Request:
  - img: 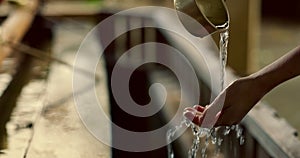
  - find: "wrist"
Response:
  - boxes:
[247,72,274,96]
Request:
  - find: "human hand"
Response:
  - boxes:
[184,76,267,128]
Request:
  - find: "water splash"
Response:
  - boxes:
[167,119,245,158]
[167,118,189,158]
[188,122,210,158]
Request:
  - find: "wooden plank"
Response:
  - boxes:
[40,0,172,17]
[41,1,102,17]
[244,103,300,158]
[26,21,111,158]
[0,0,172,18]
[256,143,271,158]
[0,73,47,158]
[0,1,101,17]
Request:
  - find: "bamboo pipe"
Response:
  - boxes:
[0,0,39,67]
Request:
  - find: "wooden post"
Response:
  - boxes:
[0,0,39,67]
[225,0,261,75]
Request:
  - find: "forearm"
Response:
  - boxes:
[251,46,300,93]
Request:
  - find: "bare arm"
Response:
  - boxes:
[184,45,300,127]
[253,46,300,94]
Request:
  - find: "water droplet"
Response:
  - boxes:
[231,125,236,130]
[211,136,217,144]
[236,127,243,139]
[217,137,223,146]
[185,118,192,127]
[239,136,245,145]
[224,126,231,135]
[201,148,206,157]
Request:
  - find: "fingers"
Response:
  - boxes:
[183,104,241,127]
[183,105,221,128]
[193,105,205,112]
[183,107,204,125]
[184,107,234,127]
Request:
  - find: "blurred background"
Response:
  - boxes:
[0,0,299,157]
[259,0,300,133]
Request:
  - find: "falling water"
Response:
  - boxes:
[167,118,191,158]
[218,30,245,151]
[167,30,245,158]
[219,30,229,90]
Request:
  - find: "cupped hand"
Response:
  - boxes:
[184,76,267,128]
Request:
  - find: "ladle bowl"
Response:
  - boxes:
[174,0,229,37]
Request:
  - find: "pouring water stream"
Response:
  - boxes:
[167,30,245,158]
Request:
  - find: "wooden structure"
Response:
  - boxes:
[0,0,39,66]
[0,1,299,158]
[225,0,261,75]
[0,0,39,155]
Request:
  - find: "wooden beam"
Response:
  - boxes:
[0,0,39,67]
[0,1,172,18]
[25,21,111,158]
[41,1,102,17]
[226,0,261,75]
